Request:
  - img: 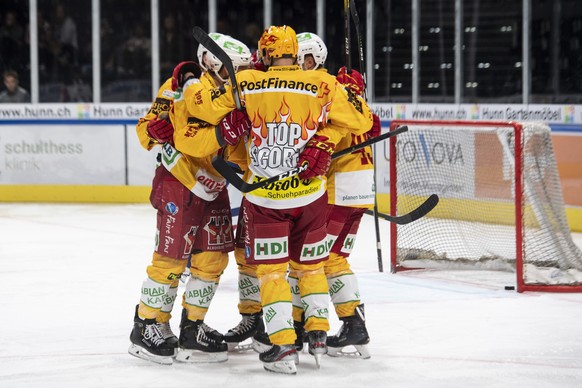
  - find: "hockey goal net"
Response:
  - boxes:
[389,120,582,292]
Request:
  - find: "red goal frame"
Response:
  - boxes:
[388,120,582,293]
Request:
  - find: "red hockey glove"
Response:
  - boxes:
[216,109,252,146]
[171,61,202,90]
[367,113,381,139]
[337,66,365,96]
[298,135,335,180]
[250,50,266,72]
[147,114,174,144]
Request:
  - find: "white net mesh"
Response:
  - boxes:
[391,121,582,288]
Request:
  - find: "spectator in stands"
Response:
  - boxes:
[0,70,31,103]
[60,67,92,102]
[0,11,23,42]
[100,20,118,82]
[0,10,25,75]
[51,3,78,81]
[54,3,78,64]
[244,22,261,52]
[122,24,151,78]
[37,10,57,80]
[160,13,183,79]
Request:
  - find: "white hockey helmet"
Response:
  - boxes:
[202,35,251,82]
[197,32,225,71]
[296,32,328,70]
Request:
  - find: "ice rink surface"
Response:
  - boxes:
[1,203,582,388]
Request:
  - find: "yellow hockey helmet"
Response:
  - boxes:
[258,25,298,60]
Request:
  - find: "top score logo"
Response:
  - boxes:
[250,122,302,170]
[249,100,319,172]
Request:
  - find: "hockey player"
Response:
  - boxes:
[129,33,252,365]
[181,25,373,374]
[249,33,331,352]
[224,50,282,353]
[293,32,380,359]
[324,65,380,359]
[183,37,265,353]
[130,60,196,365]
[296,32,328,72]
[220,153,266,352]
[287,31,332,351]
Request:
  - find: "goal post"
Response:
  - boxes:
[388,120,582,292]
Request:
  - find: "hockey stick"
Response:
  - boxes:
[349,0,382,269]
[349,0,367,101]
[344,0,352,71]
[330,124,407,158]
[192,26,243,111]
[365,194,439,225]
[211,125,409,194]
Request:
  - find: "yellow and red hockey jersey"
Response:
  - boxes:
[308,68,375,209]
[182,65,373,210]
[136,78,174,151]
[326,127,375,208]
[136,75,228,201]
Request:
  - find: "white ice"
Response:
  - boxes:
[1,203,582,388]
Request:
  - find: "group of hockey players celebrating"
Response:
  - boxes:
[129,24,382,375]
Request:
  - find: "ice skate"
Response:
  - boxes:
[326,304,371,359]
[294,319,308,351]
[251,328,273,354]
[307,330,327,368]
[223,312,263,352]
[259,344,298,375]
[128,305,174,365]
[157,322,179,356]
[175,309,228,363]
[253,320,307,354]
